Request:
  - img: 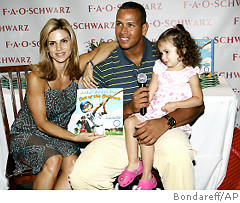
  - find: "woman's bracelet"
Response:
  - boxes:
[86,59,95,69]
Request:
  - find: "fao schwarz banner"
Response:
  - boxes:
[0,0,239,127]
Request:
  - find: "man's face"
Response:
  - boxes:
[115,9,147,51]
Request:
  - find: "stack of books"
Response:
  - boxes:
[195,39,219,89]
[0,74,27,89]
[199,73,219,89]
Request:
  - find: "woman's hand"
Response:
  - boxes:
[74,132,106,142]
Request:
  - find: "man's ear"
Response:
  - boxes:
[142,22,149,36]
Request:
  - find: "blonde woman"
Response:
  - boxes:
[9,18,116,190]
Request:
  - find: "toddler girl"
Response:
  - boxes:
[118,24,203,190]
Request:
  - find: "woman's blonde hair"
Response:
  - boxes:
[32,18,81,81]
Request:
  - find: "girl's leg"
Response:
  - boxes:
[140,144,155,180]
[33,155,62,190]
[54,155,78,190]
[124,116,142,171]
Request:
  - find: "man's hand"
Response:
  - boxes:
[134,118,168,145]
[123,87,149,120]
[131,87,149,113]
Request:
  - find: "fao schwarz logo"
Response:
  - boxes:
[5,40,40,48]
[217,71,240,79]
[0,25,29,32]
[184,0,240,8]
[148,18,212,28]
[88,3,163,12]
[88,4,121,12]
[2,7,70,15]
[233,88,240,94]
[0,56,31,64]
[233,53,240,61]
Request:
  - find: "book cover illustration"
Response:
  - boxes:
[75,88,123,135]
[195,39,214,76]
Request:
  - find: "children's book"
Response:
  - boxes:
[195,39,214,76]
[75,88,123,135]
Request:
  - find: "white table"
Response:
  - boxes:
[0,76,238,190]
[191,76,238,189]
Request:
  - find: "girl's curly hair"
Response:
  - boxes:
[155,24,201,68]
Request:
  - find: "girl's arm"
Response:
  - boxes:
[79,41,119,88]
[162,74,203,114]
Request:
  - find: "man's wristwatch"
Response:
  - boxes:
[163,115,176,129]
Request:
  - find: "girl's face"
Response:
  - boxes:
[158,39,184,70]
[47,29,72,66]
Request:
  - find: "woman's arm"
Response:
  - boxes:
[27,72,105,142]
[79,41,119,88]
[27,72,75,140]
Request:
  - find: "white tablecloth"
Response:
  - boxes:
[0,76,238,190]
[191,76,238,189]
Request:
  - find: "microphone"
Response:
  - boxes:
[137,73,147,116]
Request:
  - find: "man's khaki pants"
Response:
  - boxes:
[69,128,196,190]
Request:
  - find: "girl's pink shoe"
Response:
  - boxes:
[118,160,143,187]
[135,174,157,190]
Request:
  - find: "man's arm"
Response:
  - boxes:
[79,41,119,88]
[168,104,205,127]
[133,104,205,145]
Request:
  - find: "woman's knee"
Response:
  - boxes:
[61,155,78,173]
[42,155,62,175]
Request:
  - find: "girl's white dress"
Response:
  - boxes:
[135,59,200,135]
